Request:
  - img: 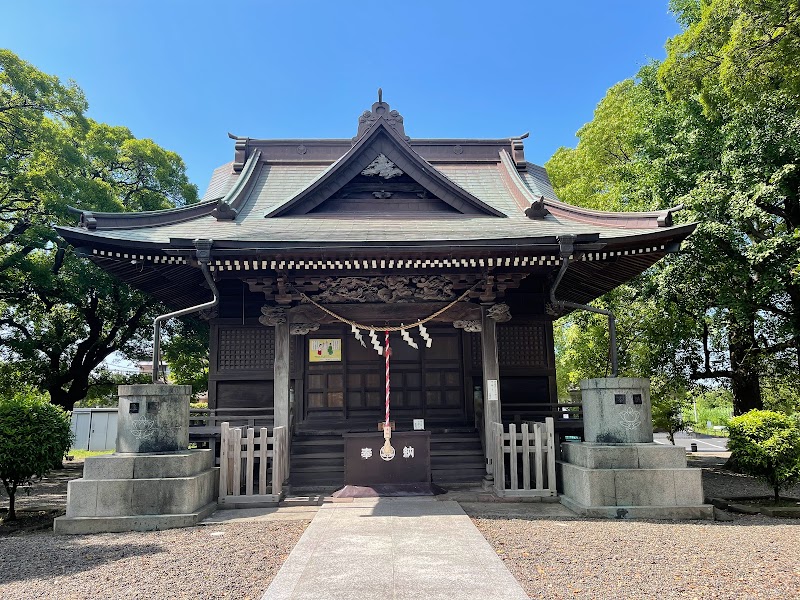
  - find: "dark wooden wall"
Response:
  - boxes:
[207,279,557,424]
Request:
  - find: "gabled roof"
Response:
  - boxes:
[265,118,505,218]
[55,95,696,310]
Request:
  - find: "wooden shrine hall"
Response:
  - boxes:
[57,95,694,489]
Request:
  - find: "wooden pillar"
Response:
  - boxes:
[480,304,501,481]
[274,322,290,431]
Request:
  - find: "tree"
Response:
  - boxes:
[727,409,800,502]
[0,389,72,521]
[652,388,692,444]
[660,1,800,395]
[161,316,210,397]
[548,1,800,414]
[661,0,800,112]
[0,51,201,409]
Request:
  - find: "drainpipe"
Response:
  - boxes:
[549,234,618,377]
[152,239,218,383]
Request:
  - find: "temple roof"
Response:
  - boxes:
[56,95,695,310]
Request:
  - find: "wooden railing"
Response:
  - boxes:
[189,408,274,461]
[492,418,557,497]
[218,422,287,507]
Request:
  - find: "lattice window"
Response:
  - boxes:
[470,324,549,369]
[218,327,275,371]
[498,324,548,368]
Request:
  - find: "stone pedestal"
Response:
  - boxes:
[581,377,652,444]
[117,384,191,453]
[559,378,712,520]
[55,384,218,534]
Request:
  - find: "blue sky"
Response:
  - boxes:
[5,1,680,193]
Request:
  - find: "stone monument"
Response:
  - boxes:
[54,385,218,534]
[558,378,713,519]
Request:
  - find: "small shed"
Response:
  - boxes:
[70,408,118,451]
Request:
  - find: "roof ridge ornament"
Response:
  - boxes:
[354,89,409,142]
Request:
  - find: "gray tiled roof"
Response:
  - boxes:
[60,139,690,251]
[520,163,558,199]
[201,162,239,201]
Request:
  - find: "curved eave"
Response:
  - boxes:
[65,198,219,231]
[265,118,506,218]
[498,150,682,228]
[557,252,667,306]
[212,149,262,219]
[55,225,170,252]
[544,199,682,229]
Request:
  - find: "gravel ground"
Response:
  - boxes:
[690,455,800,500]
[470,512,800,600]
[0,520,307,599]
[2,452,799,599]
[466,456,800,600]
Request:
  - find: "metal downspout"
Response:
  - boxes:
[550,235,618,377]
[152,239,218,383]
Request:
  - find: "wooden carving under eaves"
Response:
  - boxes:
[259,306,287,326]
[487,303,512,323]
[453,320,482,332]
[290,323,320,335]
[312,276,456,304]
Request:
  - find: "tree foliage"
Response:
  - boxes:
[0,50,201,409]
[161,317,210,396]
[547,2,800,415]
[662,0,800,111]
[0,389,72,521]
[727,409,800,501]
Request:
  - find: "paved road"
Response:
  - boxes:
[653,431,729,452]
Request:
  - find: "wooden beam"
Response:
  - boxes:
[480,304,501,482]
[274,322,290,432]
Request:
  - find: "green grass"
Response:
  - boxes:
[68,449,114,459]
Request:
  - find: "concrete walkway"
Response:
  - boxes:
[261,497,529,600]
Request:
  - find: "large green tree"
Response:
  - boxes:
[0,50,200,409]
[661,0,800,410]
[548,0,800,414]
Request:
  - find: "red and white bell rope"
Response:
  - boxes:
[384,330,391,428]
[380,330,395,460]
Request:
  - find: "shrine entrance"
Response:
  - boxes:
[302,324,468,431]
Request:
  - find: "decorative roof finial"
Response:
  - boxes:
[354,90,409,142]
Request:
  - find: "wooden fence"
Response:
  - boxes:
[492,418,557,497]
[218,422,287,507]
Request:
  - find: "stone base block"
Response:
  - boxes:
[218,494,282,509]
[54,502,217,534]
[56,449,219,534]
[65,468,218,517]
[83,449,214,480]
[562,442,687,470]
[559,495,713,520]
[560,461,705,507]
[558,441,713,520]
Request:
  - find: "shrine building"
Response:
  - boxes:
[57,96,694,489]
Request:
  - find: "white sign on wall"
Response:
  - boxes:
[487,379,499,402]
[413,419,425,430]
